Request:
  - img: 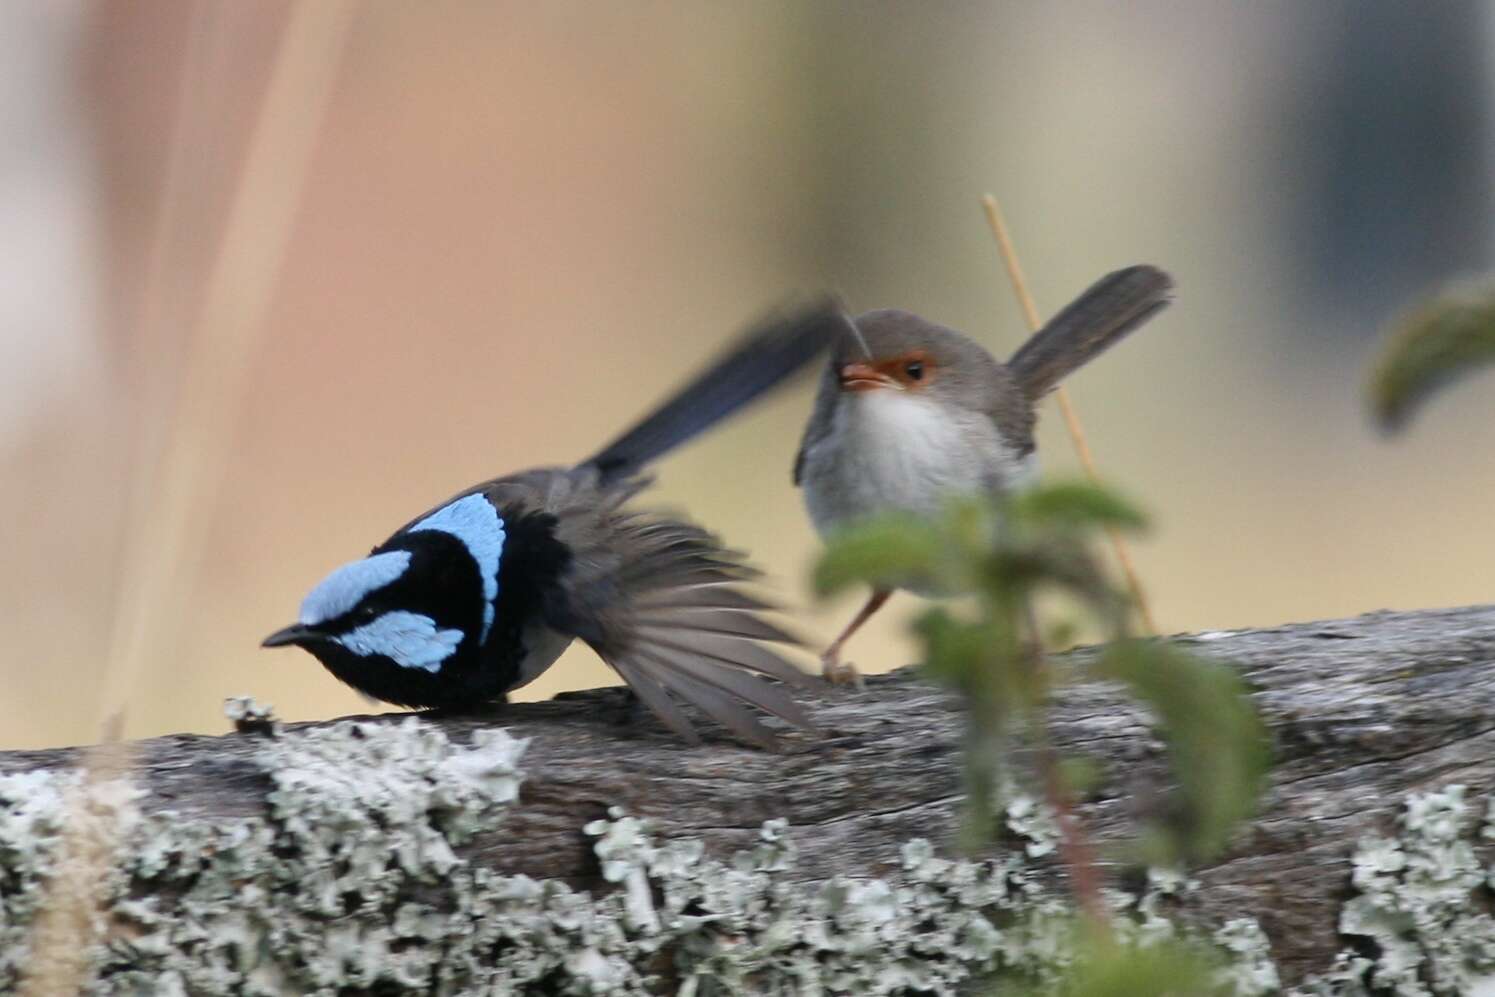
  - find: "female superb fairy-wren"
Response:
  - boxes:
[793,266,1174,682]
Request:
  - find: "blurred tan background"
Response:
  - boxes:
[5,1,1495,750]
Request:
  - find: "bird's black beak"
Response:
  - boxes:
[262,623,317,648]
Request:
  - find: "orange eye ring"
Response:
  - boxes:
[837,351,935,391]
[891,350,935,386]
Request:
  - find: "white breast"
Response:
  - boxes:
[801,391,1034,537]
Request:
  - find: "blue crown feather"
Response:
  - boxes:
[299,550,413,626]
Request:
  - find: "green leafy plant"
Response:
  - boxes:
[1369,280,1495,432]
[1016,934,1228,997]
[1099,641,1268,866]
[814,482,1271,927]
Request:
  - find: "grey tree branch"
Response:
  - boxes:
[4,604,1495,988]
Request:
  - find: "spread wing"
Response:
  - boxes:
[538,472,815,748]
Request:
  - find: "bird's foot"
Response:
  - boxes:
[820,651,864,689]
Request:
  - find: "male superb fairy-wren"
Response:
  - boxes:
[264,301,852,747]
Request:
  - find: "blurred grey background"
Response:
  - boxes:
[5,1,1495,749]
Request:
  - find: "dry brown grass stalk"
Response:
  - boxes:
[980,193,1159,635]
[20,3,356,991]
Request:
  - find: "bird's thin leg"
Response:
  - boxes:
[820,587,892,687]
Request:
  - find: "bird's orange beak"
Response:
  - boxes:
[839,362,896,393]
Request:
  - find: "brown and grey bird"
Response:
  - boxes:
[263,300,851,747]
[793,265,1174,682]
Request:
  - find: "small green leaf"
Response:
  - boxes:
[914,607,983,686]
[1098,641,1270,863]
[1369,281,1495,432]
[914,608,1020,693]
[1009,481,1149,533]
[812,514,944,596]
[1045,618,1082,649]
[1058,755,1103,799]
[984,542,1128,632]
[1021,936,1226,997]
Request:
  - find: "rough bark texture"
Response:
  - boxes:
[4,604,1495,987]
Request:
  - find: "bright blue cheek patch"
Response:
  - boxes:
[409,493,506,644]
[299,550,414,626]
[335,610,464,673]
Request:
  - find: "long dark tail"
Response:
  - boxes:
[1007,265,1174,401]
[583,299,850,483]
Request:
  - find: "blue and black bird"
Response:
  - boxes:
[262,302,850,746]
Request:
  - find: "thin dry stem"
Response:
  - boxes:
[16,740,137,997]
[102,0,231,703]
[1038,737,1109,930]
[95,0,356,730]
[21,4,356,991]
[980,194,1159,636]
[1020,600,1110,933]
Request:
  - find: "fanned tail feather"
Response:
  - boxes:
[543,295,846,746]
[563,511,816,747]
[1007,265,1174,401]
[609,660,701,744]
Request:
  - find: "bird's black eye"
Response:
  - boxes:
[904,360,924,381]
[357,604,379,621]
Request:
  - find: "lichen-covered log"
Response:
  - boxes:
[3,605,1495,994]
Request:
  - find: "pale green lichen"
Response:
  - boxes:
[0,712,1314,995]
[1,717,532,994]
[1294,784,1495,996]
[1213,917,1281,995]
[1004,788,1061,860]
